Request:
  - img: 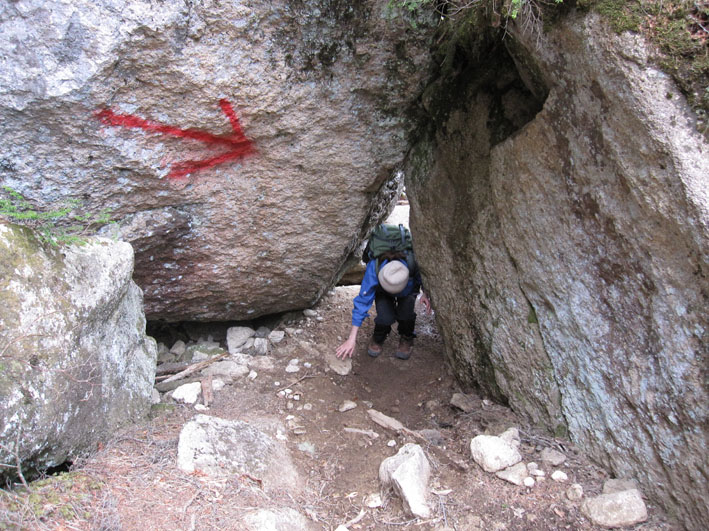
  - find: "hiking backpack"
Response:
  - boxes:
[362,223,416,275]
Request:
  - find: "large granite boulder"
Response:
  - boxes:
[0,0,435,321]
[0,222,157,477]
[406,10,707,529]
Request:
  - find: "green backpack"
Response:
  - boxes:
[362,223,416,275]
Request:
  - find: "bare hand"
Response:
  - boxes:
[419,292,432,314]
[336,338,357,359]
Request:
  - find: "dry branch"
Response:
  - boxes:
[367,409,469,472]
[160,353,227,384]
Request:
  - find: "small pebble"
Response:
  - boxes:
[523,477,535,487]
[285,365,300,373]
[304,362,312,368]
[248,370,257,380]
[566,483,584,501]
[551,470,568,482]
[387,440,397,447]
[303,403,313,411]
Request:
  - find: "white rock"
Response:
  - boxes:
[170,340,187,356]
[151,388,161,405]
[248,370,258,380]
[379,443,431,519]
[581,489,648,528]
[530,468,545,477]
[226,326,255,354]
[303,309,317,317]
[470,435,523,473]
[242,508,312,531]
[334,526,349,531]
[551,470,568,482]
[172,382,202,404]
[499,427,521,447]
[253,337,269,356]
[495,462,528,486]
[387,440,397,447]
[527,461,539,471]
[540,447,566,466]
[268,330,286,344]
[202,360,249,380]
[177,415,299,490]
[567,483,584,501]
[212,379,225,391]
[365,493,383,508]
[285,364,300,373]
[194,404,208,411]
[523,477,535,487]
[339,400,357,412]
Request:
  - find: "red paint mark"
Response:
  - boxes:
[95,99,254,179]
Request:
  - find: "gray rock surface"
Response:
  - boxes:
[0,222,156,477]
[176,414,298,491]
[242,507,314,531]
[406,10,708,527]
[227,326,256,353]
[379,443,431,519]
[0,0,435,321]
[470,435,522,473]
[495,462,529,486]
[581,489,648,528]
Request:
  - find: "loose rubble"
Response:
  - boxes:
[379,443,431,519]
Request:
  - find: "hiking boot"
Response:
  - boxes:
[395,337,414,360]
[367,340,383,358]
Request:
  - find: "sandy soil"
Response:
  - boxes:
[0,287,678,530]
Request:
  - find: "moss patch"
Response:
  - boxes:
[0,471,104,527]
[580,0,709,138]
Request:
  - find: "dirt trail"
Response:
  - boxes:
[1,287,676,530]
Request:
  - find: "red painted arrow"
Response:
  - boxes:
[95,99,254,179]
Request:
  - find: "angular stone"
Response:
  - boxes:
[172,382,202,404]
[540,447,566,466]
[338,400,357,412]
[227,327,256,353]
[470,435,522,473]
[495,462,528,486]
[268,330,286,344]
[379,443,431,518]
[581,489,648,528]
[253,337,269,356]
[201,360,249,380]
[170,340,187,356]
[499,427,521,447]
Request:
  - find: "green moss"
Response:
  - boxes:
[149,402,175,419]
[580,0,709,138]
[527,303,539,324]
[554,422,568,438]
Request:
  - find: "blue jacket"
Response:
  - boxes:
[351,258,422,327]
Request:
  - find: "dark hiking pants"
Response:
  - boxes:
[372,290,418,344]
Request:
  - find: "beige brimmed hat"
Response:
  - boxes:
[378,261,409,294]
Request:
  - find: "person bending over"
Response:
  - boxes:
[336,251,431,360]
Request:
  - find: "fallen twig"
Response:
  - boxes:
[161,353,228,384]
[367,409,469,472]
[343,427,379,439]
[275,373,317,393]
